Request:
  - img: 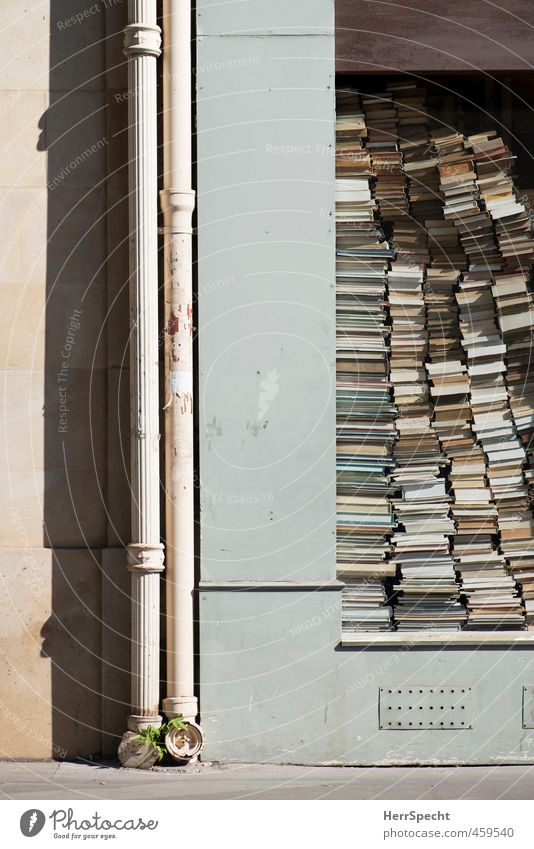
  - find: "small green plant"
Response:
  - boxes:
[133,715,189,762]
[133,725,166,761]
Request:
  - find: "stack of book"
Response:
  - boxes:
[472,134,534,611]
[468,131,534,264]
[429,124,526,629]
[454,270,525,627]
[393,568,466,631]
[336,90,396,632]
[390,437,465,630]
[426,219,467,270]
[336,90,367,145]
[449,446,500,583]
[362,90,397,146]
[388,255,465,630]
[399,84,442,256]
[425,270,503,620]
[341,583,394,632]
[388,100,464,631]
[449,445,521,630]
[492,270,534,604]
[428,128,469,270]
[424,268,482,593]
[362,91,409,243]
[425,268,465,372]
[380,82,431,265]
[460,571,524,629]
[336,89,372,180]
[476,136,534,478]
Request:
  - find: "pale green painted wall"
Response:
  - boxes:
[196,0,534,765]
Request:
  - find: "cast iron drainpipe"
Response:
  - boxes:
[160,0,204,762]
[118,0,202,768]
[118,0,165,768]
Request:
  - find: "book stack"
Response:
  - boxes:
[424,268,478,553]
[434,133,501,271]
[387,158,450,625]
[425,268,465,367]
[426,219,467,270]
[336,89,372,180]
[393,570,466,631]
[478,150,534,493]
[429,128,469,270]
[449,447,499,570]
[473,140,534,606]
[491,269,534,598]
[455,271,526,627]
[362,83,434,271]
[395,92,435,267]
[335,90,396,632]
[336,90,367,145]
[387,81,438,264]
[428,123,526,629]
[469,132,534,265]
[395,106,466,630]
[424,270,498,619]
[448,442,520,631]
[460,570,524,629]
[362,90,397,146]
[461,134,534,623]
[375,86,462,630]
[361,91,410,244]
[403,153,441,232]
[341,583,394,632]
[390,437,465,630]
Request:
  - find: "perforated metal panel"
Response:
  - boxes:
[379,686,474,730]
[522,686,534,728]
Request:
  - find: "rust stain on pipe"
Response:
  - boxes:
[167,310,179,336]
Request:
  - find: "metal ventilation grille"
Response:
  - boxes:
[379,686,474,730]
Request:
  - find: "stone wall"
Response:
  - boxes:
[0,0,131,759]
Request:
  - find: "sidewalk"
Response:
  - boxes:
[1,761,534,800]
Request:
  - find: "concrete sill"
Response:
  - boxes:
[341,631,534,647]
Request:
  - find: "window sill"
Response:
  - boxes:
[341,631,534,647]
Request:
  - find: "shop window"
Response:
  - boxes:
[336,75,534,640]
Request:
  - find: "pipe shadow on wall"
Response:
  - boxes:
[39,0,133,761]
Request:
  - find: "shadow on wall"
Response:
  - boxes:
[39,0,132,760]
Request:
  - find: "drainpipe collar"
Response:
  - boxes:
[163,695,198,723]
[123,23,162,58]
[127,542,165,573]
[127,714,163,733]
[160,189,195,235]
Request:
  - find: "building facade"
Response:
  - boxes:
[3,0,534,763]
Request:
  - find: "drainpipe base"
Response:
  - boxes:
[163,697,204,764]
[118,731,161,770]
[164,720,204,765]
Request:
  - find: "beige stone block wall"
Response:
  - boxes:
[0,548,102,759]
[101,548,131,756]
[0,1,133,758]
